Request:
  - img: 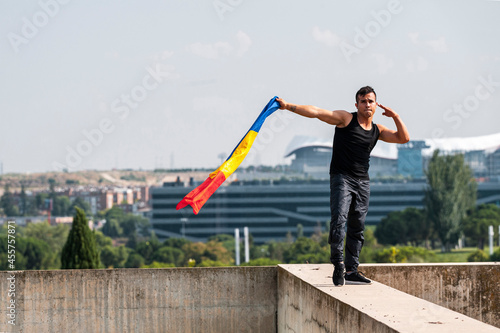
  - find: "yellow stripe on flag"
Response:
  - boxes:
[210,130,258,179]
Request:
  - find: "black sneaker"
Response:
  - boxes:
[332,263,345,286]
[344,271,372,285]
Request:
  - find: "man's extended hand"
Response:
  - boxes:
[276,97,288,110]
[376,103,410,143]
[377,103,399,118]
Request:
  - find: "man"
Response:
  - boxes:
[277,86,409,286]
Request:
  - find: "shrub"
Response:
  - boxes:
[398,246,436,263]
[374,247,405,263]
[240,258,282,266]
[467,249,489,262]
[196,259,228,267]
[141,261,175,268]
[490,248,500,261]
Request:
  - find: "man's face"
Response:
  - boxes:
[355,92,377,117]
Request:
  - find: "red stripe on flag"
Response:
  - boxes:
[175,171,227,215]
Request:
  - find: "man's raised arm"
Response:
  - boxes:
[276,97,351,127]
[376,103,410,144]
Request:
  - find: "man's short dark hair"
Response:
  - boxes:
[355,86,376,103]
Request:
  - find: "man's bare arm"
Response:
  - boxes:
[276,97,351,127]
[376,103,410,144]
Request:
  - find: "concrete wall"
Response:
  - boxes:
[0,264,498,332]
[277,265,399,333]
[277,264,500,333]
[0,267,277,333]
[362,263,500,328]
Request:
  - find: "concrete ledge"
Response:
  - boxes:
[361,262,500,327]
[277,264,499,333]
[1,264,498,332]
[0,267,277,333]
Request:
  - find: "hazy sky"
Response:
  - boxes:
[1,0,499,173]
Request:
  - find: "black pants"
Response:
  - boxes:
[328,173,370,272]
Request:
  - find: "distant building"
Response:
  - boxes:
[397,140,429,179]
[150,132,500,244]
[7,185,152,217]
[285,133,500,180]
[424,132,500,180]
[284,136,398,179]
[151,180,500,244]
[63,186,150,215]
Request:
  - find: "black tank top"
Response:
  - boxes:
[329,112,380,180]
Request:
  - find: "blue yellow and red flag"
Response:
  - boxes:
[176,96,281,214]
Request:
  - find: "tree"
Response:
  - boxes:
[22,221,69,269]
[283,236,329,264]
[20,183,27,216]
[98,206,151,239]
[152,246,185,266]
[180,240,234,266]
[205,240,233,264]
[120,214,150,237]
[374,207,429,247]
[126,232,139,249]
[403,207,431,247]
[100,245,130,268]
[461,204,500,249]
[35,193,48,211]
[69,197,92,217]
[375,211,407,245]
[135,238,162,264]
[0,235,53,270]
[52,196,71,216]
[424,150,477,251]
[94,230,113,251]
[101,218,123,238]
[1,184,19,217]
[163,237,191,250]
[103,206,125,224]
[266,240,292,262]
[124,252,145,268]
[61,207,100,269]
[23,237,53,269]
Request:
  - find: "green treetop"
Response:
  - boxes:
[61,207,100,269]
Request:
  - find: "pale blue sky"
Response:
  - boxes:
[1,0,499,173]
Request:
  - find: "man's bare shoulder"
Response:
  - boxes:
[331,110,353,128]
[376,123,389,132]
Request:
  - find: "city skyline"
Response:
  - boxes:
[1,0,499,174]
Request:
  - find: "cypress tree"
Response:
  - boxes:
[61,207,100,269]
